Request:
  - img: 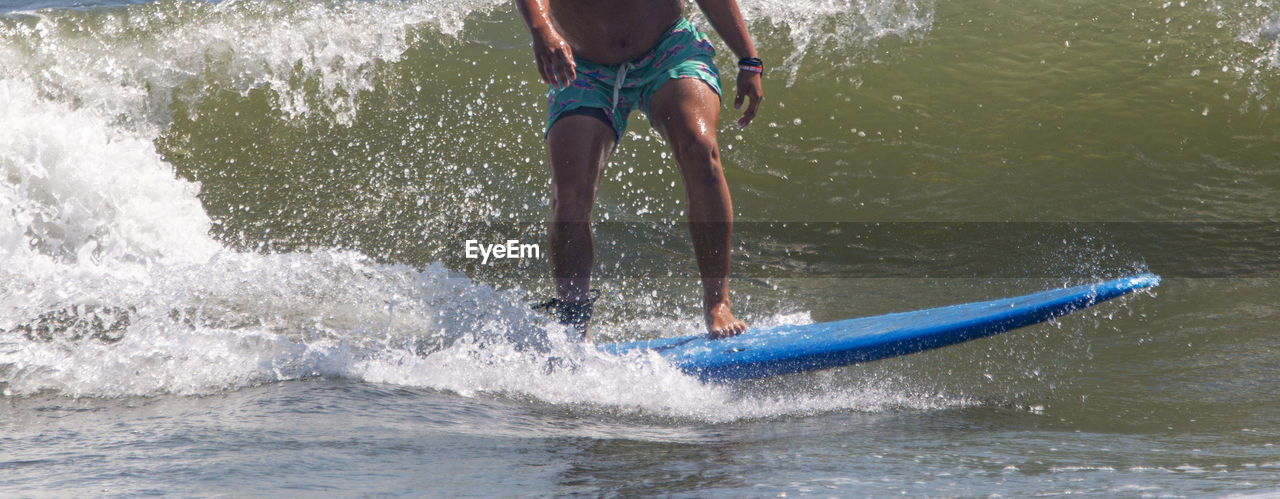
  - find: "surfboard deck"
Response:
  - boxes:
[598,273,1160,381]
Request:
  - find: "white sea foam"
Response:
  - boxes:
[1,242,963,420]
[736,0,935,84]
[0,0,506,129]
[0,78,219,267]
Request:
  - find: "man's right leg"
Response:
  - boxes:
[546,111,616,340]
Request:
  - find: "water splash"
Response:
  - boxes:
[738,0,935,85]
[0,78,218,266]
[0,0,506,129]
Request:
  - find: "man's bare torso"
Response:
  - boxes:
[548,0,683,65]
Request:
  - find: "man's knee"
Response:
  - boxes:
[673,133,720,166]
[671,134,724,186]
[551,179,595,219]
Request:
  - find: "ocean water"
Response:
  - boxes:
[1,0,1278,495]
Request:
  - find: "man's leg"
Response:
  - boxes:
[546,112,616,340]
[648,78,748,338]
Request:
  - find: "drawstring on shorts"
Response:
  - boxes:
[611,62,632,114]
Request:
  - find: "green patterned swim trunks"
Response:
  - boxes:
[544,17,722,141]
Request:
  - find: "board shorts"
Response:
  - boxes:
[544,17,722,142]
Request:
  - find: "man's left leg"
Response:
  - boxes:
[648,78,748,338]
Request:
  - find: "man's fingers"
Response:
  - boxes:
[537,57,553,85]
[745,95,761,123]
[737,94,761,128]
[734,72,763,128]
[550,57,563,87]
[536,50,559,86]
[557,58,576,88]
[532,35,575,88]
[539,47,574,88]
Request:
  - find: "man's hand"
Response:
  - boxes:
[532,28,576,89]
[733,69,763,128]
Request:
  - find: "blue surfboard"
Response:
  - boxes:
[599,273,1160,381]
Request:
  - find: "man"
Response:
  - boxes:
[517,0,763,340]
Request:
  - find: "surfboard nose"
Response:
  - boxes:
[1125,273,1161,288]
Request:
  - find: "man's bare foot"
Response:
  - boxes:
[705,301,748,339]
